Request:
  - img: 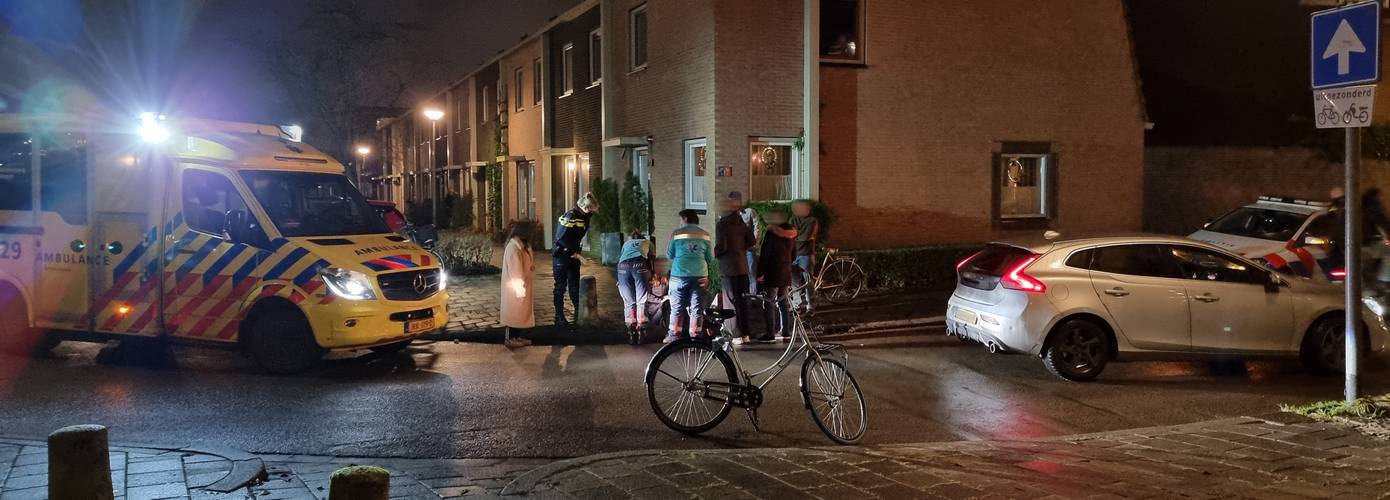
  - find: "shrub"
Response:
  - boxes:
[435,230,498,275]
[842,244,983,291]
[458,193,471,229]
[747,199,837,244]
[619,170,650,235]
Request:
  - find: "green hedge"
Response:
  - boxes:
[746,199,836,243]
[842,244,983,292]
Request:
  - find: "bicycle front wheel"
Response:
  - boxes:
[819,259,865,305]
[800,356,867,444]
[646,339,738,435]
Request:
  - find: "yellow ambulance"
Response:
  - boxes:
[0,113,447,373]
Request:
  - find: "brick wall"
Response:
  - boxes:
[820,0,1146,249]
[712,0,805,204]
[1144,146,1390,235]
[550,6,604,177]
[605,0,717,253]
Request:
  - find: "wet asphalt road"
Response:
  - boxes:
[1,331,1386,459]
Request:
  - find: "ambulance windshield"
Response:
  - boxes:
[240,171,391,237]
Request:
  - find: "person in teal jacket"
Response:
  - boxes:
[665,209,715,343]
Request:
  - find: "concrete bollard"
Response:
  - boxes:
[577,275,599,325]
[48,424,114,500]
[328,465,390,500]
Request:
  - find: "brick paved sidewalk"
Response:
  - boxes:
[442,250,622,335]
[8,414,1390,499]
[0,439,239,500]
[502,414,1390,499]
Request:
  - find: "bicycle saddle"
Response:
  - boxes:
[706,307,737,320]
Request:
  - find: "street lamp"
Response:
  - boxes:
[423,108,444,226]
[355,146,370,196]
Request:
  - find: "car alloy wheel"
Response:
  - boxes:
[1044,320,1110,382]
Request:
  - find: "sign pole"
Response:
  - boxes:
[1345,126,1362,401]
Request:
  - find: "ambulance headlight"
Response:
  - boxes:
[320,267,377,300]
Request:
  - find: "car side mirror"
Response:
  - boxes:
[1302,235,1329,246]
[411,224,439,250]
[1265,272,1284,293]
[224,210,249,243]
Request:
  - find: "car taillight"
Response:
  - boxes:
[1000,254,1046,293]
[1330,268,1347,279]
[956,250,984,273]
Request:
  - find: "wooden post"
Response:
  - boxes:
[577,275,599,324]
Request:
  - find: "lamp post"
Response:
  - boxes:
[355,145,370,196]
[423,109,444,226]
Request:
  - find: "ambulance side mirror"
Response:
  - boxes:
[1303,236,1329,247]
[225,210,251,244]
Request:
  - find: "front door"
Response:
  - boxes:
[1086,244,1192,351]
[1169,245,1295,353]
[161,166,263,342]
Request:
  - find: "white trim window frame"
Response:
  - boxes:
[561,43,575,97]
[481,85,491,123]
[998,153,1052,220]
[683,138,708,210]
[514,67,525,113]
[532,58,543,106]
[819,0,866,65]
[748,137,802,202]
[629,4,648,72]
[632,146,650,194]
[588,28,602,87]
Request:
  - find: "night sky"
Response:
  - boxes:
[0,0,577,124]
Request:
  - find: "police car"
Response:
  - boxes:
[1188,196,1338,280]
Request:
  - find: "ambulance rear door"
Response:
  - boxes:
[88,138,165,336]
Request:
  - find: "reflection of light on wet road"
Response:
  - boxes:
[96,381,134,409]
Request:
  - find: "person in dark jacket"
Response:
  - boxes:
[1328,187,1390,286]
[553,193,598,327]
[715,192,758,343]
[758,207,799,342]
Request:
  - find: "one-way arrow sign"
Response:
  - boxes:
[1311,1,1380,89]
[1324,19,1367,75]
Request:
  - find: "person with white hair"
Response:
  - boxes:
[552,193,598,327]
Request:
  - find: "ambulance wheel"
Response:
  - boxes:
[249,305,324,374]
[0,290,43,355]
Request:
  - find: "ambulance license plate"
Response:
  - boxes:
[405,318,435,334]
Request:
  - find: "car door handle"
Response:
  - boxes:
[1104,288,1130,297]
[1194,293,1220,303]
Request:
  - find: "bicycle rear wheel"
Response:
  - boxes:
[819,259,865,305]
[800,356,867,444]
[646,339,738,434]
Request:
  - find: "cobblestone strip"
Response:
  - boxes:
[502,416,1390,499]
[242,456,555,499]
[445,254,621,334]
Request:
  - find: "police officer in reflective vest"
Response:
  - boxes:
[553,193,598,327]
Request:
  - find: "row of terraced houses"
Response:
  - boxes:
[362,0,1147,251]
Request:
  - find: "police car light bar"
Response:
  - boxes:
[1257,195,1331,207]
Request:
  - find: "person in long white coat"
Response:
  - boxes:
[500,222,537,347]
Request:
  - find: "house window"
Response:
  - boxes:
[996,148,1055,220]
[820,0,865,64]
[629,4,648,71]
[562,43,575,96]
[632,146,650,194]
[514,67,524,112]
[532,58,542,105]
[482,85,491,123]
[749,138,801,201]
[683,138,707,210]
[589,29,602,85]
[577,153,591,198]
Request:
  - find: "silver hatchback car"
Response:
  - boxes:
[945,235,1388,381]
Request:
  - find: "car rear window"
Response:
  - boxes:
[958,244,1035,290]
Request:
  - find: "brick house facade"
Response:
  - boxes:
[372,0,1146,251]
